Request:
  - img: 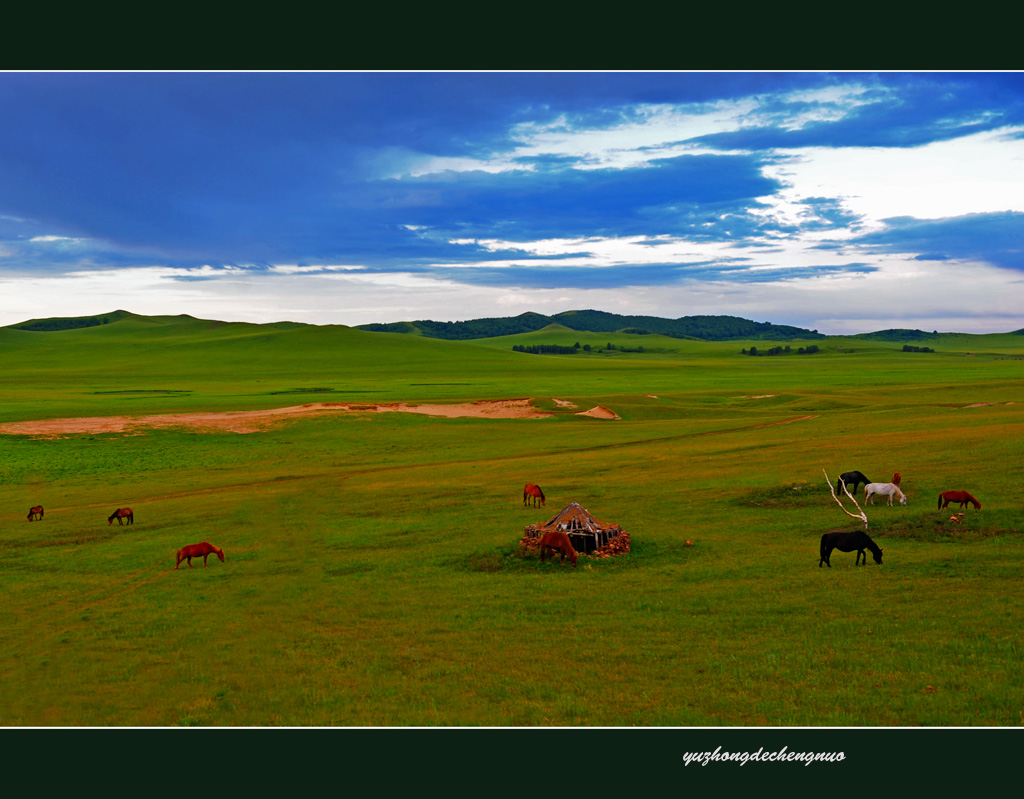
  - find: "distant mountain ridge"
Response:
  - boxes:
[356,310,826,342]
[7,310,1021,340]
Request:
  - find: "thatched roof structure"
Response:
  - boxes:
[533,502,613,534]
[523,501,626,554]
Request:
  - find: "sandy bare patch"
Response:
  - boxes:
[553,398,578,408]
[738,394,779,399]
[353,399,552,419]
[964,401,1015,408]
[0,399,555,438]
[575,405,621,420]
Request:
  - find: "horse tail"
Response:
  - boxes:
[938,494,943,510]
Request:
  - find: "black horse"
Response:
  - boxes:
[836,471,872,495]
[819,530,883,567]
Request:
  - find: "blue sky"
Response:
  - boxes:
[3,71,1024,333]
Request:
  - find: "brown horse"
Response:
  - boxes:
[523,483,546,507]
[108,507,134,525]
[892,472,902,487]
[175,542,225,569]
[27,505,44,521]
[939,490,981,510]
[539,531,577,567]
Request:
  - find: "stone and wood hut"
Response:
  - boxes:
[524,501,626,555]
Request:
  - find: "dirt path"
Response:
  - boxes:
[4,413,820,521]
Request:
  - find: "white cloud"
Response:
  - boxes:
[765,126,1024,227]
[402,85,890,177]
[269,264,366,274]
[3,254,1024,334]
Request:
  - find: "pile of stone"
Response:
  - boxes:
[589,530,631,559]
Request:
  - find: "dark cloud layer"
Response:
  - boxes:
[852,212,1024,272]
[1,72,1023,291]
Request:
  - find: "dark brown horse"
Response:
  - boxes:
[939,490,981,510]
[27,505,44,521]
[539,531,577,567]
[108,507,134,525]
[175,542,225,569]
[523,483,546,507]
[819,530,883,568]
[836,471,871,495]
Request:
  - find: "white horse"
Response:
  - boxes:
[864,482,907,506]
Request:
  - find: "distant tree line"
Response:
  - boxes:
[512,342,646,355]
[742,344,820,356]
[15,316,111,332]
[513,343,580,355]
[902,345,935,353]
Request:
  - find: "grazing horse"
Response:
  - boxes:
[892,472,902,487]
[819,530,883,567]
[836,471,872,495]
[108,507,134,525]
[864,483,907,506]
[538,531,577,567]
[175,542,225,569]
[523,483,546,507]
[939,490,981,510]
[27,505,44,521]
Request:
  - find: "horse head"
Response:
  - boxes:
[872,548,883,564]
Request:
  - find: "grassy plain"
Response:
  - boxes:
[1,313,1023,726]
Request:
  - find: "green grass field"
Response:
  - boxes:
[2,313,1023,726]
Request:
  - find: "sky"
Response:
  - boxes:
[3,71,1024,334]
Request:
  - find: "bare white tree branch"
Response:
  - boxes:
[823,468,869,529]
